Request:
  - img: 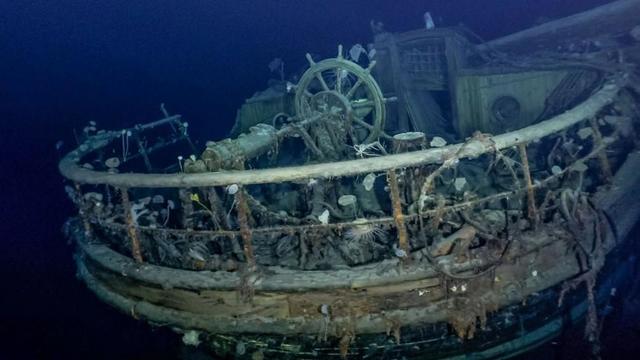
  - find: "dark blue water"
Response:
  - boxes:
[1,1,634,358]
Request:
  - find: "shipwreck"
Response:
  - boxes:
[60,0,640,358]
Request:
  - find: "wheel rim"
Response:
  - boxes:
[294,46,386,144]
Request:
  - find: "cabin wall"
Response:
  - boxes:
[373,29,471,135]
[455,70,567,137]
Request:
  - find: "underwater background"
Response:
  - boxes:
[1,0,639,358]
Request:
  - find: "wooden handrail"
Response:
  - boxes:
[59,80,621,188]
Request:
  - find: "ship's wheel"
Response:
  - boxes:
[294,45,387,144]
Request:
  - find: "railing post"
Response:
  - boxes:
[518,143,539,226]
[74,183,93,239]
[178,189,194,230]
[120,188,144,263]
[589,118,613,183]
[235,187,256,269]
[387,169,410,262]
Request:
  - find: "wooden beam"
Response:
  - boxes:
[482,0,640,54]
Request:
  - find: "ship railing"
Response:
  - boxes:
[59,77,634,272]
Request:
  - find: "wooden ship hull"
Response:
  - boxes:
[60,1,640,358]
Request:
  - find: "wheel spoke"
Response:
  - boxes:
[351,99,374,109]
[353,117,375,130]
[305,53,316,66]
[346,78,364,99]
[315,73,330,92]
[335,67,342,94]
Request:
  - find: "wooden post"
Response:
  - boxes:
[206,187,229,230]
[120,188,144,263]
[299,231,308,269]
[74,183,92,238]
[178,189,194,230]
[517,143,538,225]
[235,188,256,269]
[444,36,460,132]
[589,118,613,183]
[387,169,410,261]
[387,35,410,133]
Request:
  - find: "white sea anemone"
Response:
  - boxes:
[430,136,447,148]
[226,184,239,195]
[344,218,385,243]
[454,177,467,192]
[318,209,330,225]
[392,243,407,258]
[362,173,377,191]
[338,195,356,207]
[182,330,201,346]
[105,157,120,170]
[177,156,184,172]
[163,200,175,226]
[130,203,148,225]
